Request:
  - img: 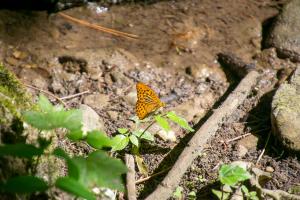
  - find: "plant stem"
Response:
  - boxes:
[138,113,167,139]
[221,185,224,200]
[138,120,156,139]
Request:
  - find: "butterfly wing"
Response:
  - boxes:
[136,82,165,120]
[136,82,164,105]
[136,100,148,120]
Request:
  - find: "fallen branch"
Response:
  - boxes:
[145,70,260,200]
[58,12,139,40]
[251,168,300,200]
[226,133,252,143]
[60,90,90,100]
[125,154,137,200]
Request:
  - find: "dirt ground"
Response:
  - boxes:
[0,0,299,199]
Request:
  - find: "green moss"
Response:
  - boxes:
[0,63,33,140]
[0,63,32,110]
[0,64,32,124]
[272,83,300,114]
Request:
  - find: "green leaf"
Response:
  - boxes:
[53,148,69,159]
[0,143,44,158]
[133,130,154,142]
[155,115,171,132]
[166,111,194,132]
[68,129,84,141]
[173,186,183,199]
[55,177,96,200]
[82,150,127,191]
[24,109,82,130]
[241,185,258,200]
[188,191,196,200]
[141,131,155,141]
[86,130,112,149]
[0,176,48,193]
[212,189,230,200]
[249,192,259,200]
[117,128,128,134]
[23,95,83,136]
[55,150,127,191]
[219,164,251,186]
[129,135,139,147]
[241,185,249,195]
[37,94,54,112]
[111,135,129,151]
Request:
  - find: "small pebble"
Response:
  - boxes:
[13,50,28,60]
[266,166,274,173]
[6,57,19,66]
[21,63,37,69]
[236,144,248,158]
[83,93,110,110]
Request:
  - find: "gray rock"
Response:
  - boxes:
[237,134,259,151]
[80,104,105,134]
[124,91,137,106]
[107,110,119,121]
[265,166,274,173]
[83,93,110,110]
[173,92,215,123]
[271,66,300,152]
[266,0,300,62]
[236,144,248,158]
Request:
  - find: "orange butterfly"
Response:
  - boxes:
[136,82,165,120]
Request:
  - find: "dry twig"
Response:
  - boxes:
[251,168,300,200]
[23,83,68,107]
[60,90,90,100]
[136,167,172,184]
[58,12,139,40]
[226,133,252,143]
[256,130,271,165]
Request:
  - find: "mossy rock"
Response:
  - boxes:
[0,64,72,199]
[0,63,32,143]
[271,66,300,153]
[0,64,35,198]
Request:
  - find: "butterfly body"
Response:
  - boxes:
[136,82,165,120]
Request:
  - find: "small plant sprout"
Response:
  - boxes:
[188,191,196,200]
[212,163,258,200]
[173,186,184,200]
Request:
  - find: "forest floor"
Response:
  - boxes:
[0,0,299,199]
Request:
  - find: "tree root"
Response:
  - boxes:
[251,168,300,200]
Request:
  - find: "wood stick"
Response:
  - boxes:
[125,154,137,200]
[226,133,252,143]
[145,70,260,200]
[256,130,271,165]
[58,12,139,40]
[136,167,172,184]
